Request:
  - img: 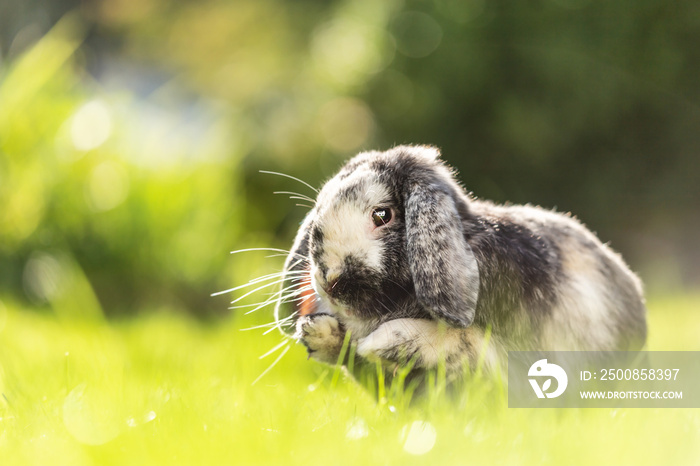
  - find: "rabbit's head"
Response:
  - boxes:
[276,145,479,331]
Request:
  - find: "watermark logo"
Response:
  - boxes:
[528,359,568,398]
[510,351,698,408]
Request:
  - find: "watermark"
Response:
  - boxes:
[528,359,568,398]
[508,351,700,408]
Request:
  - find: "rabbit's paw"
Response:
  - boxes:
[295,313,345,364]
[356,319,433,366]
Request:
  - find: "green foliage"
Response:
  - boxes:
[0,294,699,465]
[2,0,700,314]
[0,16,252,315]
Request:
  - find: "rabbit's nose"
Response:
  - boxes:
[322,272,340,295]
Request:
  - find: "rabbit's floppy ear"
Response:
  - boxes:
[405,183,479,327]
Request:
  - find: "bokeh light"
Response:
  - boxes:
[318,98,374,153]
[70,100,113,151]
[345,417,369,440]
[392,12,443,58]
[63,383,124,446]
[400,420,437,455]
[86,161,130,212]
[23,252,64,303]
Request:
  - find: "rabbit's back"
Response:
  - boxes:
[466,200,647,351]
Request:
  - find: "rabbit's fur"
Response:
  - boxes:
[275,145,647,373]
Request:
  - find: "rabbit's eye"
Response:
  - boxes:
[371,208,392,227]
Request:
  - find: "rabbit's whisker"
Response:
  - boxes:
[296,291,317,305]
[227,284,306,310]
[285,259,310,271]
[242,283,312,315]
[258,340,289,359]
[243,292,302,315]
[211,270,306,297]
[229,248,311,264]
[273,289,314,307]
[229,302,277,310]
[238,320,272,330]
[259,170,319,194]
[262,325,284,335]
[251,344,291,386]
[231,278,299,305]
[273,191,316,204]
[244,313,300,334]
[384,277,413,297]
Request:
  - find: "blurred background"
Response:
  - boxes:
[1,0,699,319]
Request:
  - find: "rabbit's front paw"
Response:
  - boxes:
[357,318,461,369]
[294,313,345,364]
[357,319,427,365]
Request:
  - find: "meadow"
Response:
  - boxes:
[2,5,700,465]
[1,294,699,465]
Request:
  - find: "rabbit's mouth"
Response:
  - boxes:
[290,269,362,318]
[328,282,420,322]
[296,284,318,316]
[313,285,358,318]
[294,263,419,323]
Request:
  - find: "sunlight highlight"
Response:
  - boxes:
[345,417,369,440]
[70,100,113,151]
[87,161,130,212]
[127,410,157,428]
[318,98,373,152]
[23,252,64,303]
[63,384,123,446]
[400,421,437,455]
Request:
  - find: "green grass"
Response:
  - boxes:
[1,295,699,465]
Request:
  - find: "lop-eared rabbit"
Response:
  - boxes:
[275,145,647,374]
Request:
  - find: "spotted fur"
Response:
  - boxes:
[275,145,647,374]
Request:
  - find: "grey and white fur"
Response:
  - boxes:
[274,145,647,374]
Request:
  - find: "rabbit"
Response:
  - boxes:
[274,145,647,374]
